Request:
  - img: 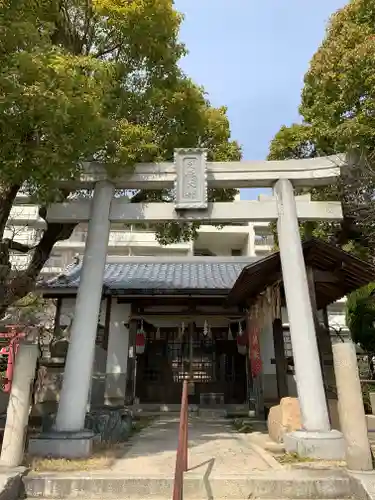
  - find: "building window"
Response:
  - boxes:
[45,253,63,268]
[255,234,274,246]
[71,230,87,242]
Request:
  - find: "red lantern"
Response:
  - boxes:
[136,331,146,355]
[236,322,247,355]
[237,334,247,355]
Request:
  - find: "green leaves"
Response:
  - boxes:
[268,124,318,161]
[50,0,185,77]
[0,0,241,203]
[301,0,375,152]
[0,49,112,200]
[346,283,375,351]
[268,0,375,346]
[0,0,243,245]
[268,0,375,263]
[0,0,243,315]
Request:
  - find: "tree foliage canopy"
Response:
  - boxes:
[346,283,375,351]
[269,0,375,259]
[0,0,241,316]
[268,0,375,343]
[300,0,375,153]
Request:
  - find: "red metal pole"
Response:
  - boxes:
[4,329,25,393]
[172,379,189,500]
[4,341,14,393]
[181,379,188,472]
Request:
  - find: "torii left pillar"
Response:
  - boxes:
[28,180,115,458]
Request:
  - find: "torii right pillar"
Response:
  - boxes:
[274,179,345,460]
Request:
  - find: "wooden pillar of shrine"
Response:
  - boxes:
[272,318,288,400]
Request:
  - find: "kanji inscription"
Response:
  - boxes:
[182,157,198,199]
[174,148,208,210]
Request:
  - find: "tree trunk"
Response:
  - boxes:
[0,183,21,236]
[0,181,78,319]
[0,183,22,314]
[0,222,76,319]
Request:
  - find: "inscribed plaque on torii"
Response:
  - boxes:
[174,148,208,210]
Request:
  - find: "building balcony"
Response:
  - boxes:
[9,252,67,275]
[253,221,271,228]
[8,205,44,225]
[198,224,250,234]
[254,234,274,253]
[55,230,190,250]
[40,266,65,276]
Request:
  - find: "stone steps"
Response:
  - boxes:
[131,404,249,413]
[22,469,356,499]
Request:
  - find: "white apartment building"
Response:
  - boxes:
[6,193,274,270]
[5,192,349,335]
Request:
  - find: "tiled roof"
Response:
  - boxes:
[42,256,259,295]
[229,237,375,309]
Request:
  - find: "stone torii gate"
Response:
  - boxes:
[39,149,347,458]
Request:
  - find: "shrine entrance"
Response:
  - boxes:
[42,147,354,460]
[136,321,247,405]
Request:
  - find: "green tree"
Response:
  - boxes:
[268,124,368,257]
[346,283,375,351]
[268,0,375,345]
[2,293,50,326]
[0,0,241,316]
[268,0,375,260]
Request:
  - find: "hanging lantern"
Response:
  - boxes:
[136,332,146,354]
[203,320,208,336]
[203,320,212,340]
[237,343,247,355]
[181,322,185,334]
[228,325,233,341]
[178,321,185,340]
[238,320,243,336]
[136,320,146,355]
[237,321,247,355]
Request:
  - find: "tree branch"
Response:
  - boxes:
[0,221,77,318]
[94,42,122,59]
[4,239,32,254]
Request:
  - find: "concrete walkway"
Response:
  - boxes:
[23,418,360,499]
[23,420,357,498]
[111,416,276,476]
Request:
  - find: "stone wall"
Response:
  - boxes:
[32,345,108,417]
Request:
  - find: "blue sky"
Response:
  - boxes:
[174,0,346,199]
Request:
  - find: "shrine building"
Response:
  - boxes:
[40,238,375,419]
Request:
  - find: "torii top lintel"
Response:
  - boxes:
[63,149,346,193]
[43,149,347,223]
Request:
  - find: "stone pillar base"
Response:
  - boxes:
[284,429,345,460]
[28,430,95,459]
[104,398,125,407]
[105,373,127,406]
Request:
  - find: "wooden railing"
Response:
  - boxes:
[172,379,189,500]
